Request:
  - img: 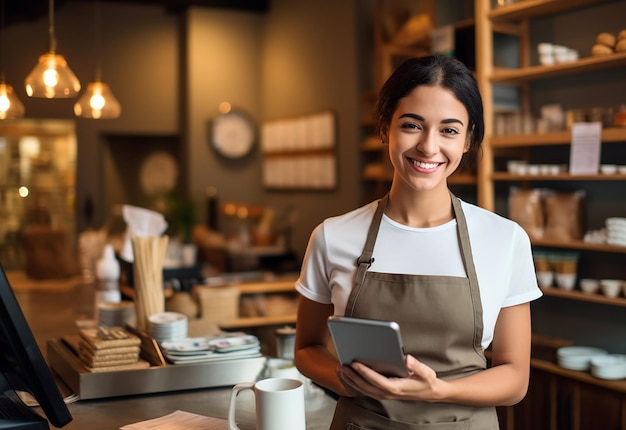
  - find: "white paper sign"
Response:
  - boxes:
[569,122,602,175]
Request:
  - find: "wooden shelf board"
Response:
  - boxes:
[488,0,610,22]
[531,238,626,254]
[491,52,626,84]
[361,172,477,185]
[219,314,296,329]
[491,127,626,147]
[531,357,626,393]
[448,174,477,185]
[235,278,297,294]
[540,286,626,307]
[362,172,392,182]
[492,172,626,181]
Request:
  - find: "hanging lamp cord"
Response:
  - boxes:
[0,0,6,82]
[95,0,102,81]
[48,0,57,53]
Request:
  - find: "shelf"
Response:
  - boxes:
[361,172,477,185]
[488,0,611,22]
[491,52,626,84]
[531,238,626,253]
[491,127,626,147]
[362,174,391,182]
[492,172,626,181]
[531,357,626,393]
[235,278,297,294]
[218,314,296,330]
[449,174,477,185]
[541,286,626,308]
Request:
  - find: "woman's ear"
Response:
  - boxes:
[464,129,473,153]
[380,130,388,145]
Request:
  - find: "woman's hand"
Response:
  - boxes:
[337,354,446,401]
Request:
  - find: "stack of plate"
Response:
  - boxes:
[160,334,261,364]
[557,346,607,371]
[97,301,135,328]
[590,354,626,380]
[147,312,188,344]
[606,217,626,247]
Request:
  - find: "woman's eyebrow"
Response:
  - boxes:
[399,113,424,121]
[399,113,464,127]
[441,118,465,126]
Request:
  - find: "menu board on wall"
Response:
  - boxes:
[260,111,337,189]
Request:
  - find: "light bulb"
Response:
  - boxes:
[0,83,25,120]
[90,89,105,111]
[25,53,81,98]
[43,67,59,88]
[0,92,9,112]
[74,81,121,119]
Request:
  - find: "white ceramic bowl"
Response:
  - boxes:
[557,346,608,371]
[606,217,626,228]
[600,164,618,175]
[590,354,626,380]
[539,54,555,66]
[537,43,554,55]
[579,278,599,294]
[600,279,622,298]
[556,273,576,290]
[536,271,554,288]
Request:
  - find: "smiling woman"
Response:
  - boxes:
[294,55,542,429]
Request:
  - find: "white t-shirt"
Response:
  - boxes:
[296,198,543,349]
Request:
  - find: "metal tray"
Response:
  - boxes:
[47,338,266,400]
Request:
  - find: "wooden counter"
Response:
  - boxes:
[8,272,335,430]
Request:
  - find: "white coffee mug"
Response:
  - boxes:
[228,377,306,430]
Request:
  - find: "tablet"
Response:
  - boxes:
[327,316,409,377]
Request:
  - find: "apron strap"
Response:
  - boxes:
[450,191,484,354]
[347,195,388,316]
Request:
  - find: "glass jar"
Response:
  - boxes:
[614,105,626,127]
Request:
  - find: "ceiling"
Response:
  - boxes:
[3,0,270,27]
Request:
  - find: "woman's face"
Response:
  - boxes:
[386,84,470,193]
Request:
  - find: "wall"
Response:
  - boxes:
[3,1,180,229]
[258,0,361,257]
[185,0,362,258]
[2,0,363,261]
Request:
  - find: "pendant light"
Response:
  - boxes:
[74,0,121,119]
[24,0,81,98]
[0,0,24,119]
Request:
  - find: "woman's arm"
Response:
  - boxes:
[294,296,355,396]
[340,302,532,406]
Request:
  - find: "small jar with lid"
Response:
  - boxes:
[614,105,626,127]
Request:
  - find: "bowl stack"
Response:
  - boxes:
[557,346,607,371]
[147,312,188,344]
[590,355,626,380]
[606,217,626,247]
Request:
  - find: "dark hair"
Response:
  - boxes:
[376,55,484,155]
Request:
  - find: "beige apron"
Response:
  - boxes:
[330,193,499,429]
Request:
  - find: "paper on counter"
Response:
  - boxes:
[120,410,228,430]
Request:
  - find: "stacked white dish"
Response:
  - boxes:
[606,217,626,247]
[147,312,188,344]
[97,301,135,328]
[590,354,626,380]
[160,333,261,364]
[557,346,608,371]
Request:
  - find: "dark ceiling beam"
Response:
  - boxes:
[3,0,269,27]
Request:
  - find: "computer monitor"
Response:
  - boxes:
[0,264,72,429]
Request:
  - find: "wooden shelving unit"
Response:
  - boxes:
[475,1,626,427]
